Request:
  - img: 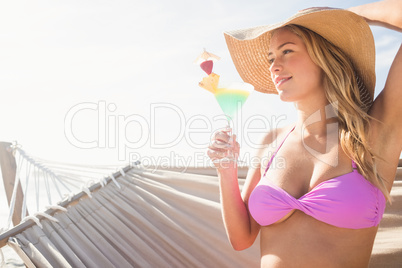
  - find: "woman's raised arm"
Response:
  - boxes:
[348,0,402,31]
[349,0,402,189]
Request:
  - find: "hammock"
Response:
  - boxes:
[1,166,260,267]
[0,144,401,267]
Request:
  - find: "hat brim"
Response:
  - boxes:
[224,8,375,99]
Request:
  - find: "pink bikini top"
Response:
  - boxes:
[248,127,386,229]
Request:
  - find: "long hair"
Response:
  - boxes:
[280,24,390,201]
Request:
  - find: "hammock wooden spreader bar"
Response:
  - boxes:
[0,142,27,226]
[0,164,133,248]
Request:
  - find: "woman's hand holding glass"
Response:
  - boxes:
[207,127,240,167]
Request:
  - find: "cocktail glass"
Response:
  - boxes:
[195,49,253,163]
[213,81,253,162]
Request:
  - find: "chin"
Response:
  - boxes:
[278,91,295,102]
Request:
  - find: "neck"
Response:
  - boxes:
[293,96,336,137]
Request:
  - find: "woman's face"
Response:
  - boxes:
[268,27,324,102]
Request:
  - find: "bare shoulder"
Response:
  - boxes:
[241,125,294,201]
[254,125,294,161]
[260,125,293,146]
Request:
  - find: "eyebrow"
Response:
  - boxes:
[268,42,295,56]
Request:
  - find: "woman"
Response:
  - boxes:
[207,1,402,267]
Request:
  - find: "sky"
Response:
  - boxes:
[0,0,401,169]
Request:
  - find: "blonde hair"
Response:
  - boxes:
[280,24,390,201]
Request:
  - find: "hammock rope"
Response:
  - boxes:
[1,144,125,234]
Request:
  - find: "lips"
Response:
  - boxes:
[274,76,292,88]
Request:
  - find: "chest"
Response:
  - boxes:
[260,136,353,199]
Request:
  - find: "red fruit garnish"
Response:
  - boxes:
[200,60,213,75]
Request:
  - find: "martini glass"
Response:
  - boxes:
[213,81,253,162]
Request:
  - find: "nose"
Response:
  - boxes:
[269,58,282,74]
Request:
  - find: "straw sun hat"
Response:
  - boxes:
[224,7,375,106]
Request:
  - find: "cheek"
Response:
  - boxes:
[311,66,324,87]
[298,60,323,85]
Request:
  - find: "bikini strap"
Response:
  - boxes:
[263,126,295,177]
[351,160,358,170]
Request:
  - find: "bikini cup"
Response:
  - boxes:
[248,126,386,229]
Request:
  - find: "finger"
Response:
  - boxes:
[232,140,240,151]
[209,140,230,150]
[233,142,240,156]
[207,148,227,160]
[218,126,232,133]
[213,131,230,143]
